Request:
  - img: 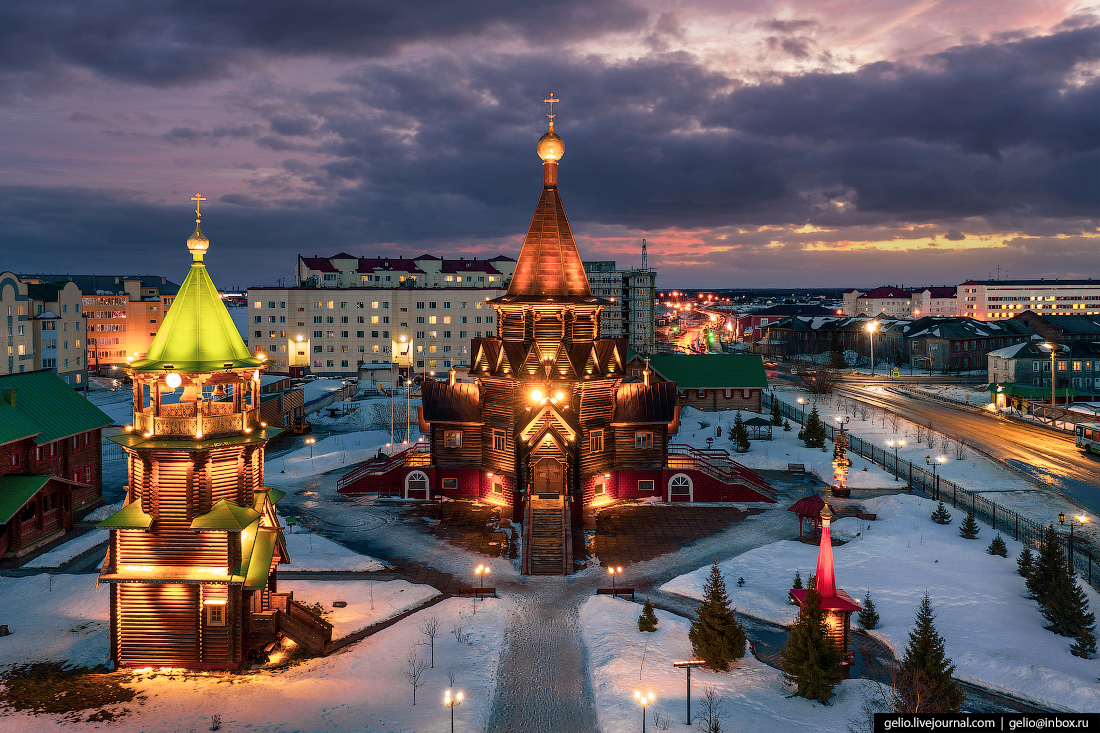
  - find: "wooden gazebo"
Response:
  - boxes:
[788,493,825,539]
[744,416,773,440]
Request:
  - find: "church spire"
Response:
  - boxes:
[507,94,592,299]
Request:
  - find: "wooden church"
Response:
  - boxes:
[340,97,776,574]
[96,200,304,670]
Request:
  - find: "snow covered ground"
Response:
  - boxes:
[23,530,109,569]
[282,527,388,572]
[662,493,1100,712]
[280,579,439,639]
[581,595,876,733]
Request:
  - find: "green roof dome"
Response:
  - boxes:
[130,216,260,374]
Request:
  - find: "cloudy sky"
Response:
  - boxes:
[2,0,1097,289]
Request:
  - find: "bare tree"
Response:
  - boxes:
[856,401,870,421]
[447,668,458,688]
[403,648,429,705]
[694,687,729,733]
[796,363,843,395]
[925,426,938,451]
[880,408,889,429]
[452,621,470,644]
[369,401,411,442]
[420,614,441,668]
[653,711,672,731]
[940,437,953,458]
[915,423,926,444]
[888,412,902,433]
[955,440,966,460]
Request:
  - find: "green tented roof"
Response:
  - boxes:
[0,476,50,524]
[637,353,769,390]
[190,498,260,531]
[130,231,260,373]
[988,382,1076,398]
[96,499,154,529]
[243,530,278,590]
[0,370,113,445]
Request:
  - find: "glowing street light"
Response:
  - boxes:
[1059,513,1090,566]
[634,691,655,733]
[796,397,807,425]
[925,455,944,499]
[305,437,316,458]
[444,689,463,733]
[608,565,623,593]
[475,563,491,593]
[886,439,905,482]
[866,321,879,376]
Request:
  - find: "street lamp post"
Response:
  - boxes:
[673,660,706,724]
[406,378,413,443]
[925,455,943,499]
[444,689,463,733]
[1044,343,1059,416]
[866,321,879,376]
[1059,513,1090,572]
[887,439,905,482]
[306,437,316,458]
[797,397,807,425]
[475,564,490,595]
[634,691,654,733]
[608,565,623,593]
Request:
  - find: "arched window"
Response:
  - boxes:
[668,473,692,501]
[405,471,429,499]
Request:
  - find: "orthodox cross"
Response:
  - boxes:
[191,193,206,221]
[543,92,560,121]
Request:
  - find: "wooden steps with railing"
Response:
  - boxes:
[336,443,430,493]
[667,444,777,501]
[524,495,570,575]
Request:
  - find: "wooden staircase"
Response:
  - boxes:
[523,495,572,575]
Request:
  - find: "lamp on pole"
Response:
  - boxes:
[608,565,623,593]
[444,689,463,733]
[925,455,943,498]
[673,660,706,724]
[405,378,413,444]
[475,563,490,595]
[866,321,879,376]
[1044,342,1059,415]
[305,437,316,458]
[1059,513,1090,571]
[797,397,807,425]
[634,691,655,733]
[887,439,905,482]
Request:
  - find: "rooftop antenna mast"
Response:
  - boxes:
[641,238,648,271]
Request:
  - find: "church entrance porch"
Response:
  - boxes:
[532,457,565,497]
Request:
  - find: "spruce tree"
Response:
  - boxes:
[959,510,979,539]
[857,591,879,631]
[783,419,792,432]
[781,579,843,704]
[1043,562,1095,647]
[1031,525,1065,611]
[771,399,783,426]
[732,412,750,453]
[792,570,803,590]
[930,502,952,525]
[803,405,826,448]
[638,597,659,633]
[1072,622,1097,659]
[987,534,1007,557]
[1017,547,1035,586]
[689,558,746,671]
[899,594,964,713]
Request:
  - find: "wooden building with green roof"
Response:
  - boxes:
[0,369,113,556]
[625,352,769,412]
[95,203,319,670]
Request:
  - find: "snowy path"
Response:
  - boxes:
[487,580,598,732]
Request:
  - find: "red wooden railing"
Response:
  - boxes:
[336,444,428,492]
[667,444,777,501]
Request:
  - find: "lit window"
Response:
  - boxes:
[635,432,652,449]
[445,431,462,448]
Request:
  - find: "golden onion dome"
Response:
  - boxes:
[537,123,564,162]
[820,502,833,521]
[187,221,210,261]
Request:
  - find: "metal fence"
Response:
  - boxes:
[763,392,1099,592]
[101,438,126,462]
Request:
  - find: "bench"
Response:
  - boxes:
[857,513,877,521]
[457,587,496,598]
[787,463,806,473]
[596,588,635,599]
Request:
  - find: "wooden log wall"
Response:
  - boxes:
[115,583,200,666]
[578,381,617,477]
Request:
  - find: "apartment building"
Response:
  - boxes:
[0,272,33,376]
[245,287,505,377]
[19,275,180,370]
[842,286,957,318]
[959,280,1100,320]
[582,261,657,353]
[27,281,85,387]
[295,253,517,289]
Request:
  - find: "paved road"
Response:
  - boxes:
[832,383,1100,514]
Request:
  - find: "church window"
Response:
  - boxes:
[635,432,652,449]
[637,479,654,492]
[444,431,462,448]
[594,482,605,496]
[492,480,503,495]
[493,430,506,451]
[206,603,226,626]
[590,430,604,452]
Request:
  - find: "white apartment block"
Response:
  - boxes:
[296,253,517,289]
[245,287,505,377]
[0,273,86,384]
[843,286,957,318]
[960,279,1100,321]
[582,261,657,353]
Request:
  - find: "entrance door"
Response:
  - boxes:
[532,457,564,496]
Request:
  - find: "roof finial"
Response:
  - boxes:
[187,193,210,262]
[543,92,560,124]
[191,192,206,223]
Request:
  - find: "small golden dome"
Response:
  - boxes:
[537,123,564,162]
[820,502,833,521]
[187,221,209,261]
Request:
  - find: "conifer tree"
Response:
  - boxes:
[1072,622,1097,659]
[1017,547,1035,588]
[771,399,783,426]
[987,534,1007,557]
[1031,525,1065,611]
[638,597,659,633]
[803,405,826,448]
[781,578,843,704]
[792,570,803,590]
[689,558,746,671]
[959,510,979,539]
[899,594,964,713]
[783,419,792,432]
[732,412,750,453]
[857,591,879,631]
[930,502,952,525]
[1043,561,1096,644]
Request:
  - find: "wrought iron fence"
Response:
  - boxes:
[763,392,1098,592]
[101,438,126,462]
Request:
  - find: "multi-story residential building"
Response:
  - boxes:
[959,279,1100,321]
[244,287,505,377]
[888,316,1033,373]
[18,275,180,371]
[1,272,35,376]
[734,304,835,343]
[756,315,889,361]
[988,341,1100,402]
[1011,312,1100,344]
[295,253,517,289]
[842,286,957,318]
[26,281,84,387]
[582,261,657,353]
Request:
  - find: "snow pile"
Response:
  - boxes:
[269,429,405,479]
[23,530,109,569]
[83,500,126,522]
[280,579,439,639]
[662,493,1100,712]
[581,595,876,733]
[283,529,389,572]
